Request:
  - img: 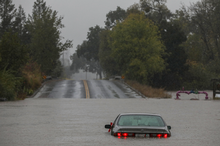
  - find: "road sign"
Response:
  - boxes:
[121,76,125,79]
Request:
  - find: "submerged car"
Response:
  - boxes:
[105,113,171,138]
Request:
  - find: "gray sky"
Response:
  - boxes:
[13,0,199,58]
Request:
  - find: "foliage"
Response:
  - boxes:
[126,80,171,98]
[0,0,17,37]
[51,60,62,77]
[140,0,173,24]
[99,30,120,76]
[183,61,214,89]
[188,0,220,61]
[151,20,188,89]
[159,20,187,73]
[70,53,86,73]
[110,13,166,84]
[0,0,74,100]
[179,0,220,63]
[76,25,103,78]
[125,0,187,89]
[20,61,42,92]
[105,6,127,29]
[70,53,102,79]
[182,34,204,63]
[13,5,30,45]
[0,31,29,72]
[77,25,103,61]
[174,0,220,89]
[127,3,142,15]
[76,41,89,60]
[0,69,21,100]
[27,0,73,75]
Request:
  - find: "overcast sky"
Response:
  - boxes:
[13,0,199,57]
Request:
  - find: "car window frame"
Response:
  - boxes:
[116,114,166,127]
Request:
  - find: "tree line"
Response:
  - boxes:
[0,0,72,100]
[72,0,220,90]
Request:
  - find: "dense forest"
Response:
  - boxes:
[72,0,220,90]
[0,0,72,100]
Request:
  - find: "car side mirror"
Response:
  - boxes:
[167,126,171,130]
[105,124,111,129]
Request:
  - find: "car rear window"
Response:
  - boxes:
[117,115,165,127]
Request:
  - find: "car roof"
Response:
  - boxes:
[118,113,162,117]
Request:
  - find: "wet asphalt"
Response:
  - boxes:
[34,80,142,99]
[0,79,220,146]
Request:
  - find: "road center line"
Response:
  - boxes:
[83,80,90,99]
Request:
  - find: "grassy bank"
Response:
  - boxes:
[126,80,171,98]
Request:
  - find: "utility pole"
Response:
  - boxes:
[85,65,89,80]
[86,68,87,80]
[63,51,65,66]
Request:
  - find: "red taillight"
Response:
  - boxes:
[122,133,128,137]
[117,133,129,137]
[164,134,168,138]
[150,134,168,138]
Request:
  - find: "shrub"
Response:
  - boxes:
[0,69,21,100]
[126,80,171,98]
[20,61,43,96]
[183,61,216,90]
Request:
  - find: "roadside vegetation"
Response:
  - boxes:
[0,0,73,101]
[126,80,172,98]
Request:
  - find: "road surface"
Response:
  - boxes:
[34,79,142,99]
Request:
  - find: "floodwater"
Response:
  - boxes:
[0,80,220,146]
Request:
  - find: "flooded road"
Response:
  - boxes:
[34,80,141,99]
[0,80,220,146]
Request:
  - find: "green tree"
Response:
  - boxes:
[0,69,21,100]
[152,20,188,89]
[140,0,172,24]
[99,29,120,77]
[180,0,220,62]
[86,25,103,61]
[27,0,72,75]
[110,13,166,84]
[105,6,127,29]
[173,9,194,36]
[0,0,17,37]
[76,26,103,61]
[0,31,28,71]
[76,25,103,78]
[182,34,204,63]
[133,0,188,88]
[127,3,142,15]
[13,5,30,45]
[70,53,86,73]
[76,41,89,60]
[0,31,28,100]
[177,0,220,88]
